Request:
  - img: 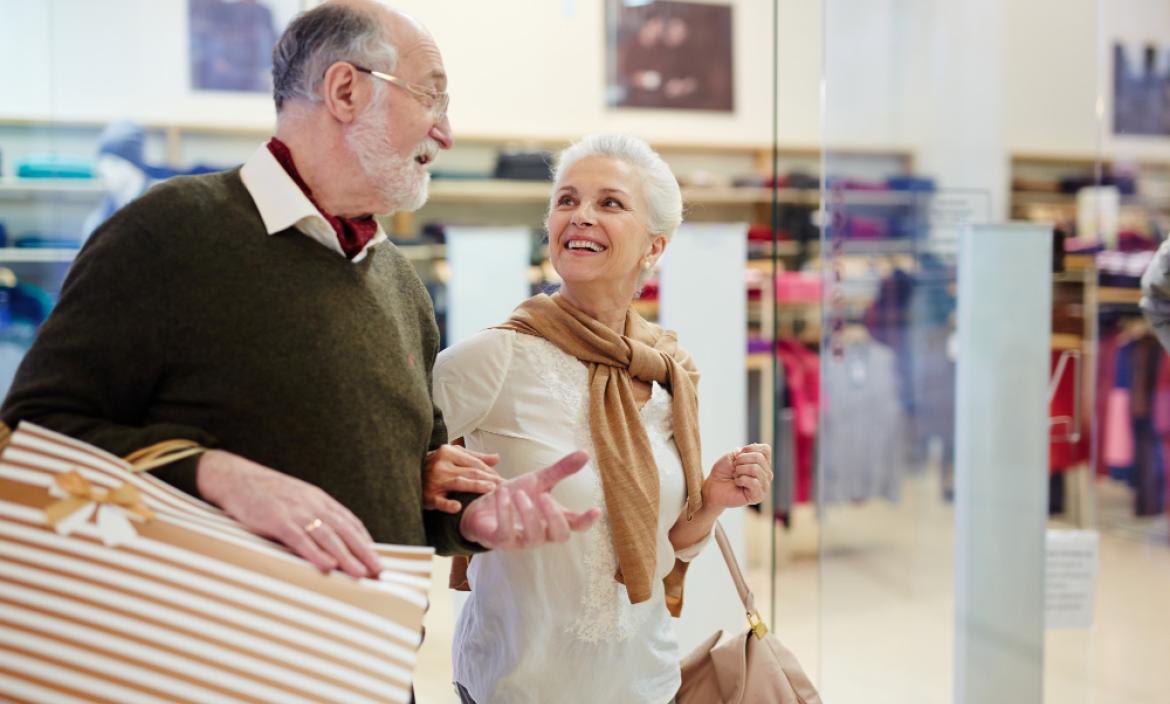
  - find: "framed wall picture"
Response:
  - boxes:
[189,0,305,93]
[606,0,734,112]
[1113,42,1170,136]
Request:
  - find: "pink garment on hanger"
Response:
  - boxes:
[776,339,819,504]
[1103,388,1136,468]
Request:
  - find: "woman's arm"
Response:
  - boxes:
[669,443,773,553]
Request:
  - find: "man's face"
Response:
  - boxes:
[346,32,451,214]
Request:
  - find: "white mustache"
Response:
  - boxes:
[414,140,441,162]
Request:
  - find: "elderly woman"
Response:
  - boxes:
[433,134,772,704]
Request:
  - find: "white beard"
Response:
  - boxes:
[345,98,430,214]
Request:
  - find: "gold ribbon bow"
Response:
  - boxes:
[44,470,155,529]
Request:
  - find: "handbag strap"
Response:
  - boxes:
[714,521,770,639]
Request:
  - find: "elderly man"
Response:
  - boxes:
[2,0,598,578]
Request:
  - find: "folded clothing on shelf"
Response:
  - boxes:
[493,151,553,180]
[16,155,95,179]
[886,175,936,192]
[774,271,822,302]
[13,235,83,249]
[1060,173,1137,195]
[1097,249,1155,288]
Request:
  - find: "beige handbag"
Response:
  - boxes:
[676,522,822,704]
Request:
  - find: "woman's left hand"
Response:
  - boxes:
[702,443,773,510]
[424,444,504,514]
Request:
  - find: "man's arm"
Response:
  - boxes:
[1,209,218,493]
[1,207,382,578]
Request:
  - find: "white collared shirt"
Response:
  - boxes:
[239,144,387,262]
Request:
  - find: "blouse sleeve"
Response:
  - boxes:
[433,328,515,440]
[674,530,713,562]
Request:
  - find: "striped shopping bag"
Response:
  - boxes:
[0,422,433,704]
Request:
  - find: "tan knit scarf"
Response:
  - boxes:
[449,292,705,614]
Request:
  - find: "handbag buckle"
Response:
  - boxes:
[746,611,769,639]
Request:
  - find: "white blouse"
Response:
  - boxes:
[433,329,707,704]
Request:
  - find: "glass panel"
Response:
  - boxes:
[818,187,983,702]
[812,1,1072,701]
[809,2,1170,702]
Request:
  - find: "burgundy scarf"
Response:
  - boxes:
[267,137,379,259]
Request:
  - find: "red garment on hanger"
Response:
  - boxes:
[1049,349,1090,472]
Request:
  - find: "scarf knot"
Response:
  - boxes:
[627,339,673,384]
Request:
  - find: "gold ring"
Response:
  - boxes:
[304,517,324,534]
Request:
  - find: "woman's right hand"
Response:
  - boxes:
[423,444,504,513]
[701,443,774,509]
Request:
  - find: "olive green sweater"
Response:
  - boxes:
[2,168,478,554]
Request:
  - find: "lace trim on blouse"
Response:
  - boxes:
[519,334,675,644]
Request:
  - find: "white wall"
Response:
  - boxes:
[0,0,285,129]
[4,1,1170,159]
[0,0,824,146]
[1005,0,1170,160]
[1004,0,1100,156]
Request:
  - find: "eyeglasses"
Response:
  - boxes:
[351,65,449,119]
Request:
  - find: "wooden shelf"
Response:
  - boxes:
[1051,333,1084,351]
[1011,192,1163,211]
[424,180,826,207]
[427,179,550,204]
[0,178,103,198]
[392,243,446,260]
[0,248,79,263]
[1063,254,1095,272]
[1098,287,1142,305]
[420,180,927,209]
[746,353,772,371]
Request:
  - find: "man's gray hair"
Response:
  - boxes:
[272,3,397,112]
[550,134,684,242]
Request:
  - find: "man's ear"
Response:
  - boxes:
[320,62,366,124]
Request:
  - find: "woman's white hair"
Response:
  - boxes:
[550,134,684,242]
[272,3,398,112]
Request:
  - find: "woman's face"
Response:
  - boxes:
[547,155,665,299]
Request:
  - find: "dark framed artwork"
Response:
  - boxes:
[1113,42,1170,136]
[189,0,305,93]
[606,0,734,112]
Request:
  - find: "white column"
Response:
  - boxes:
[659,222,748,653]
[954,222,1051,703]
[443,226,531,345]
[444,226,532,618]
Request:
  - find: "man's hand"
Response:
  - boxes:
[459,451,601,550]
[196,450,382,578]
[424,444,504,513]
[702,443,773,509]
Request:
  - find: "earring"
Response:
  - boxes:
[643,260,653,270]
